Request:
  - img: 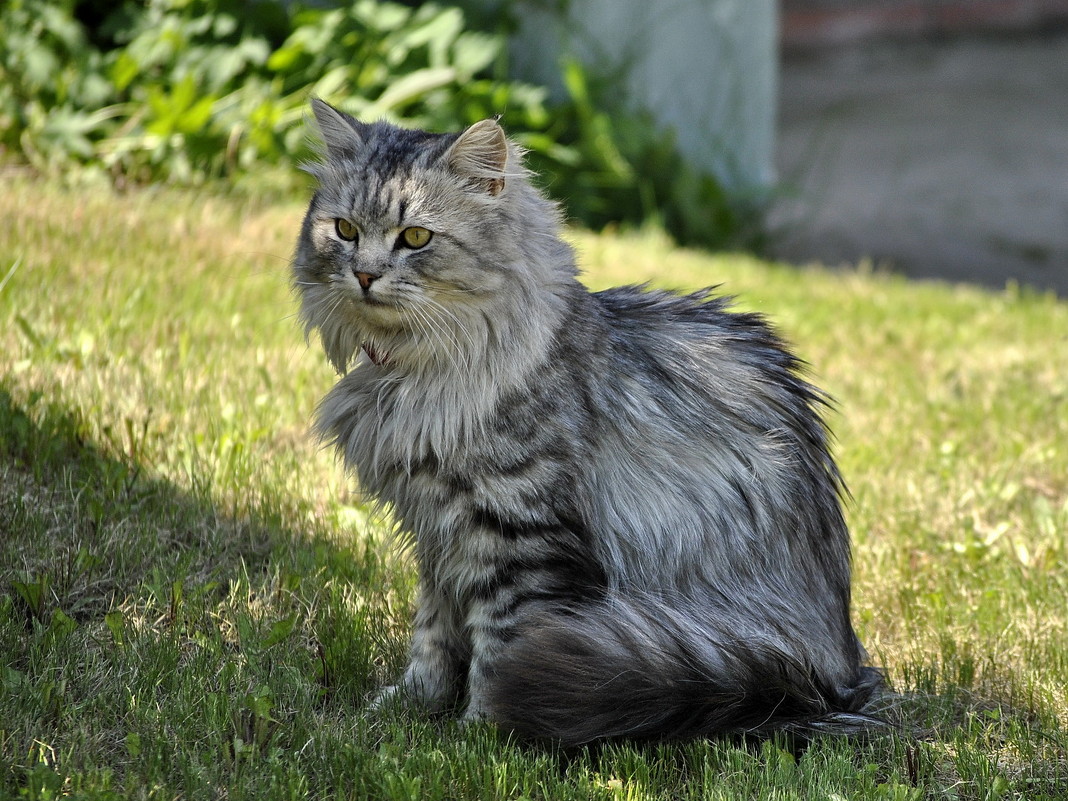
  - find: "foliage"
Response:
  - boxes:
[1,179,1066,800]
[0,0,549,184]
[0,0,758,248]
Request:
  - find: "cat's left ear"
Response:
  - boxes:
[447,119,508,196]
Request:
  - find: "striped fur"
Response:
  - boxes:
[292,100,883,745]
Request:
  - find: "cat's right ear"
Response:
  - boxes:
[310,98,367,159]
[447,119,509,196]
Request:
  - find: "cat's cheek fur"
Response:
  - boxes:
[293,106,883,745]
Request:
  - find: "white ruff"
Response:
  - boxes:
[314,288,561,493]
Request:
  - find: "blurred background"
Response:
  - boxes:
[775,0,1068,295]
[1,0,1065,294]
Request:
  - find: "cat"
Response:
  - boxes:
[292,98,883,745]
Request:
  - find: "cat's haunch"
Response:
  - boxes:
[292,99,883,745]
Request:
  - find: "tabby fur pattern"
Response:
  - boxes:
[292,99,882,745]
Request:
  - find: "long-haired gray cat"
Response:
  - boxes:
[293,99,882,745]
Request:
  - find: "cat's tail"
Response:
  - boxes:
[484,594,886,746]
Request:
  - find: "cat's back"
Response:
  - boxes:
[556,283,848,592]
[591,284,792,369]
[584,284,807,429]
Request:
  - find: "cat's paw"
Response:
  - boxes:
[367,674,453,714]
[368,684,406,711]
[460,694,491,724]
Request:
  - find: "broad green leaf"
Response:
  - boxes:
[263,615,297,648]
[105,610,125,647]
[451,31,499,80]
[365,67,456,117]
[47,608,77,639]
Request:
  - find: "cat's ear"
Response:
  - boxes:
[447,119,508,196]
[310,98,367,159]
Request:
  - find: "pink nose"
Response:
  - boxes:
[355,271,378,291]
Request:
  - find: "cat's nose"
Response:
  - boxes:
[354,270,380,291]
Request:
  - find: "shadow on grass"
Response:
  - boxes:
[0,384,288,622]
[0,384,406,781]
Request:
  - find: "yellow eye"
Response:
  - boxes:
[335,218,358,242]
[400,226,432,249]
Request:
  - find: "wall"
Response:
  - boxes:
[782,0,1068,47]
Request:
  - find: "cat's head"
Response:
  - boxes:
[293,100,570,376]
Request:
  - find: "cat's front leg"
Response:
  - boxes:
[456,527,604,723]
[374,582,467,712]
[460,596,523,722]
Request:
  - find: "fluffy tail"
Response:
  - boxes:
[484,596,885,746]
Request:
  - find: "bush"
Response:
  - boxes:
[0,0,548,183]
[0,0,761,249]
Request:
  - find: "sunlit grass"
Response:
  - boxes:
[1,178,1066,799]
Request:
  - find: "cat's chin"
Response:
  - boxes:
[350,298,407,333]
[358,293,392,309]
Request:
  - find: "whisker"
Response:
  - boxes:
[407,301,469,374]
[423,296,477,346]
[420,298,480,376]
[317,289,352,348]
[425,284,484,296]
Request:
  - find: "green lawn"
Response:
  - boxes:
[1,177,1066,800]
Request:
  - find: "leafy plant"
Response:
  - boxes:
[0,0,117,170]
[0,0,762,248]
[0,0,546,182]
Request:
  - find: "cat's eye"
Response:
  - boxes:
[400,226,432,249]
[335,218,359,242]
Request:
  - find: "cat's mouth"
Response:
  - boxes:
[350,294,416,344]
[350,287,404,320]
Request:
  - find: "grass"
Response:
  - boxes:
[1,176,1066,800]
